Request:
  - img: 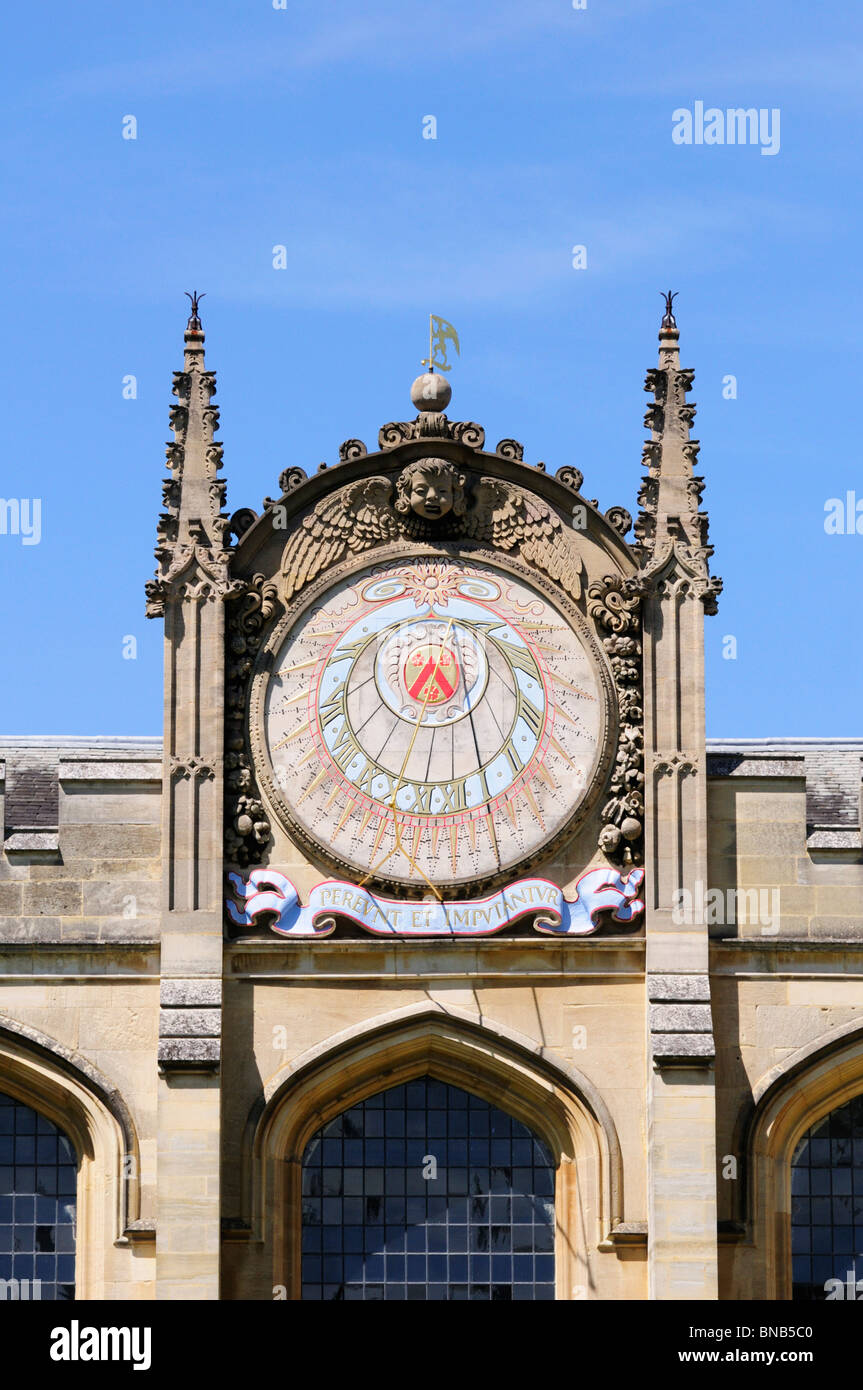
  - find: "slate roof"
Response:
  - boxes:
[0,738,161,835]
[706,738,863,848]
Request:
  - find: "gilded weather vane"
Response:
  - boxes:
[421,314,460,373]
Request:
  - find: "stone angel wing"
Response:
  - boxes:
[462,478,585,601]
[281,477,399,603]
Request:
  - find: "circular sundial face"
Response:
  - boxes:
[260,558,606,892]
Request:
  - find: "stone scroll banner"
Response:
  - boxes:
[226,868,644,938]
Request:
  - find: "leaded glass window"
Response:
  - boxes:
[791,1093,863,1300]
[301,1076,555,1300]
[0,1092,76,1300]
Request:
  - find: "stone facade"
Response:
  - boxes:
[1,303,861,1301]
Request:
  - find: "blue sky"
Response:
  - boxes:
[1,0,861,737]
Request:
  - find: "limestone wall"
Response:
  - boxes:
[220,941,649,1299]
[0,739,161,1297]
[0,739,162,945]
[0,736,861,1299]
[706,742,863,1299]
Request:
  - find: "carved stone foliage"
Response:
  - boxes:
[495,439,524,461]
[228,509,258,543]
[643,403,664,433]
[145,545,244,617]
[644,396,694,437]
[278,466,307,495]
[279,461,585,605]
[635,540,723,615]
[224,574,280,864]
[643,367,665,402]
[634,475,658,548]
[378,415,485,450]
[156,513,178,545]
[147,353,235,617]
[260,466,309,514]
[338,439,367,462]
[605,506,632,537]
[587,573,638,634]
[169,756,217,780]
[635,362,720,609]
[209,479,227,511]
[654,753,697,778]
[557,466,584,493]
[587,576,644,867]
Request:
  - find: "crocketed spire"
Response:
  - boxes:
[634,294,721,612]
[145,295,239,617]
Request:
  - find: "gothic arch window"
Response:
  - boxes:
[300,1076,555,1300]
[791,1092,863,1301]
[0,1091,77,1299]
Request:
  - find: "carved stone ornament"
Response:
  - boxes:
[145,545,245,618]
[224,574,280,864]
[557,466,585,493]
[280,461,585,606]
[586,575,644,867]
[260,468,309,514]
[495,439,524,461]
[228,508,258,543]
[278,466,307,495]
[605,506,633,537]
[635,357,721,610]
[338,439,368,462]
[635,539,723,615]
[169,756,217,780]
[147,341,237,617]
[378,416,485,450]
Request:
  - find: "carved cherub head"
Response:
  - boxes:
[395,459,466,521]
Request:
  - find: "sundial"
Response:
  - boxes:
[260,556,605,894]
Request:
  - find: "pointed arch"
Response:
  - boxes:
[0,1014,143,1298]
[245,1003,626,1300]
[743,1019,863,1299]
